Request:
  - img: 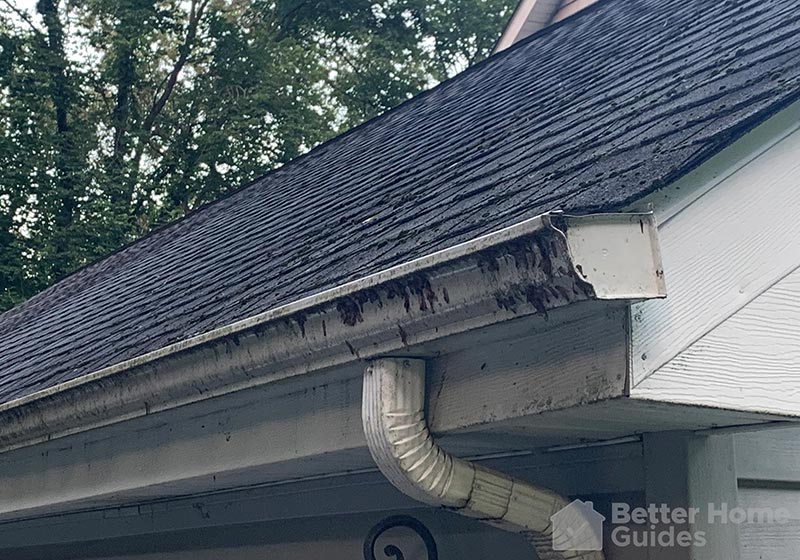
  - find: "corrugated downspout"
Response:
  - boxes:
[363,358,604,559]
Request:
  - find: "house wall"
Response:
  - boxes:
[639,429,800,560]
[4,429,795,560]
[2,505,650,560]
[623,100,800,560]
[2,510,534,560]
[628,99,800,418]
[735,427,800,559]
[0,439,646,559]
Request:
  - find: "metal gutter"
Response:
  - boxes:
[0,212,665,453]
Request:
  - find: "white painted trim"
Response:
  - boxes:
[688,434,741,560]
[642,432,742,560]
[627,100,800,223]
[494,0,561,52]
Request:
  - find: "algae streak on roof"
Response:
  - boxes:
[1,0,800,404]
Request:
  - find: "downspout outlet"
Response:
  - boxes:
[362,358,604,559]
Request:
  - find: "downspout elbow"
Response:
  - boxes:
[362,358,604,559]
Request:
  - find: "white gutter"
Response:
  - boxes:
[0,212,665,453]
[363,358,603,558]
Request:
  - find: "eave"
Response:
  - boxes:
[0,212,664,454]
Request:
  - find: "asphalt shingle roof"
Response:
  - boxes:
[2,0,800,404]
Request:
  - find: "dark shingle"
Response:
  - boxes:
[2,0,800,403]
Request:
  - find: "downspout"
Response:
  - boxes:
[362,358,604,559]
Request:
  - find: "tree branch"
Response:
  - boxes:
[142,0,210,134]
[0,0,45,37]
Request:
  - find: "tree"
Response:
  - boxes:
[0,0,515,310]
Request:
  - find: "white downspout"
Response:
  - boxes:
[362,358,604,559]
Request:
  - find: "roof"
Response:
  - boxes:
[2,0,800,405]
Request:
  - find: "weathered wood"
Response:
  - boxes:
[429,306,629,431]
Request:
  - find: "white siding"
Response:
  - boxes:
[633,266,800,414]
[629,100,800,416]
[738,487,800,560]
[735,428,800,560]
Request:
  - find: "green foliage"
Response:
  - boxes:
[0,0,515,310]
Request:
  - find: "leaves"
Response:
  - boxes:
[0,0,515,310]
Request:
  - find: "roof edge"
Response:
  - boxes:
[0,212,665,453]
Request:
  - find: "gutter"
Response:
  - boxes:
[0,212,665,453]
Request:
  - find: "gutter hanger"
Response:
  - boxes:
[363,358,603,559]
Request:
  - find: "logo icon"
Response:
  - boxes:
[551,499,605,552]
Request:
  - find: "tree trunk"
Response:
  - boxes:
[37,0,80,280]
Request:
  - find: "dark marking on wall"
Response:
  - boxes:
[495,291,518,313]
[295,313,307,337]
[192,502,211,519]
[398,325,409,346]
[337,297,364,327]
